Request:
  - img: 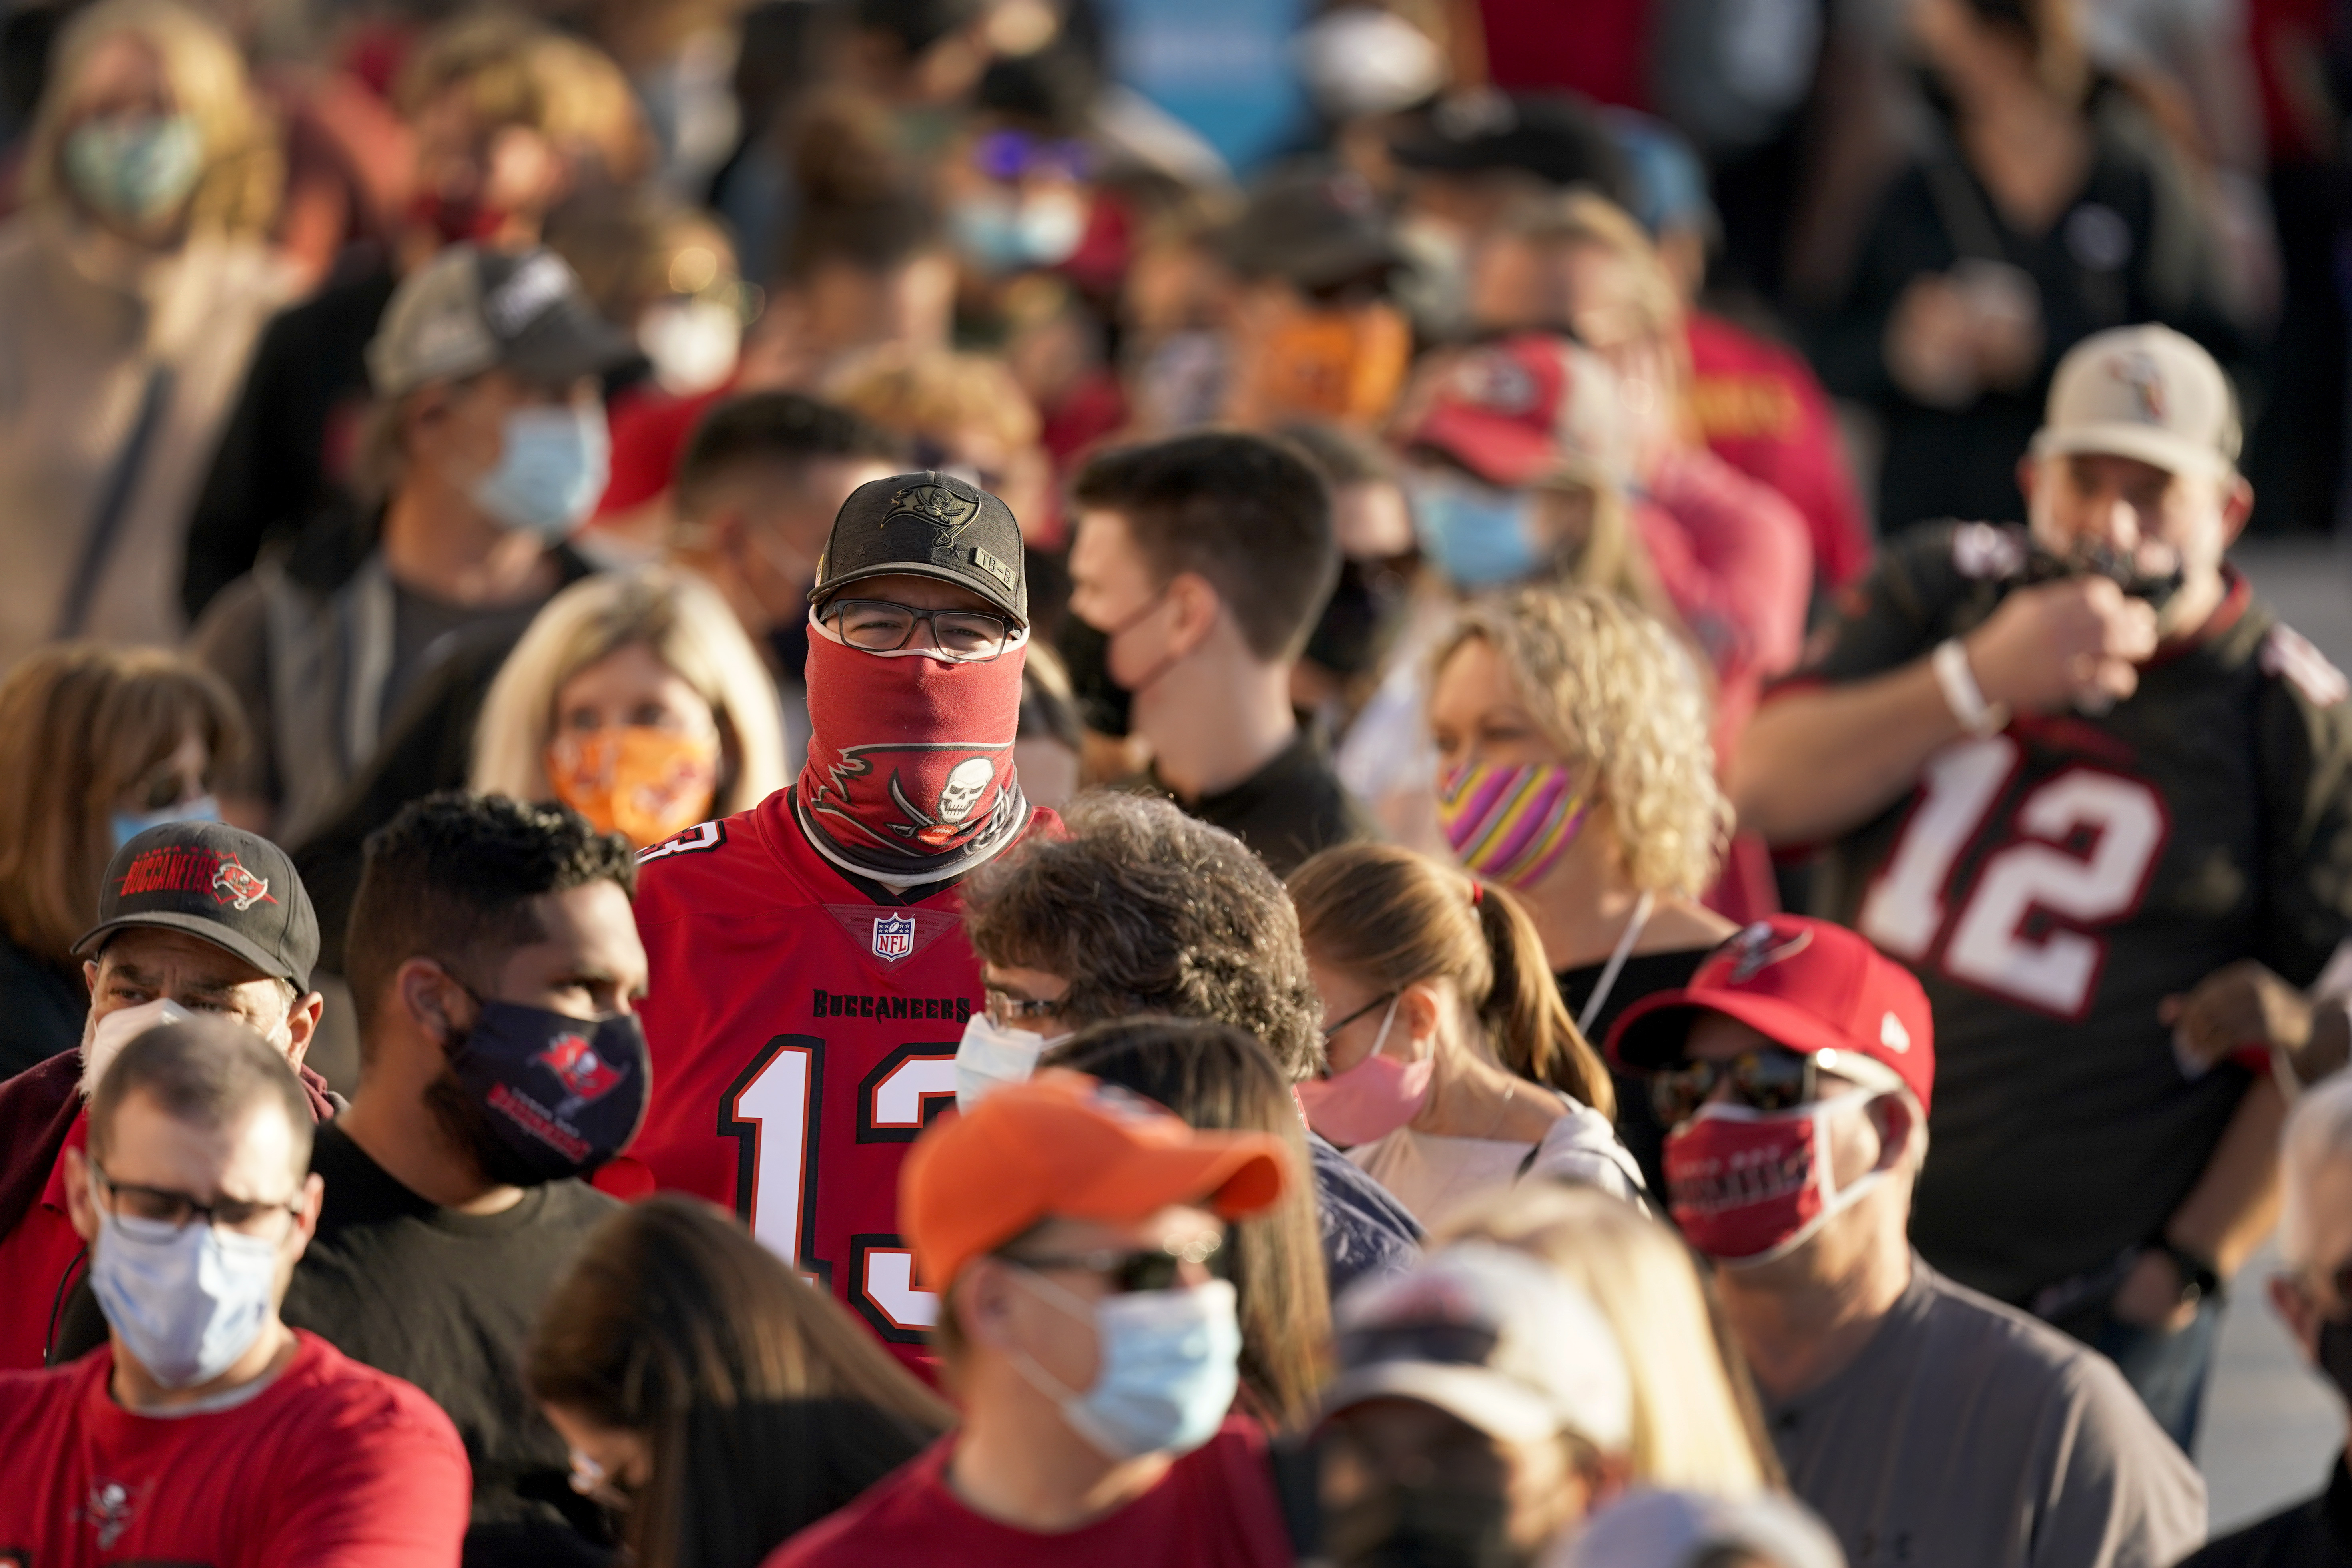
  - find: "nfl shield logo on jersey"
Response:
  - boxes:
[873,915,917,960]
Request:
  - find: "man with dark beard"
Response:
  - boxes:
[625,471,1058,1374]
[60,791,651,1568]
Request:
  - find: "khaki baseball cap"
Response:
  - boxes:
[2029,324,2240,480]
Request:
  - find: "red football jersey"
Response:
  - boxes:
[630,789,1058,1365]
[0,1330,470,1566]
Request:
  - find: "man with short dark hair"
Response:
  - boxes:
[1609,916,2206,1568]
[1060,431,1369,876]
[668,392,908,764]
[768,1068,1294,1567]
[0,822,331,1372]
[960,791,1420,1295]
[60,792,647,1566]
[0,1016,469,1564]
[628,472,1060,1372]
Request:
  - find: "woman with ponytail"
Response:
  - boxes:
[1288,841,1643,1227]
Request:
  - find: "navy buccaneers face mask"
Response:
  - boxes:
[442,998,651,1185]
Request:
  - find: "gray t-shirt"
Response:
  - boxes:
[1767,1255,2205,1568]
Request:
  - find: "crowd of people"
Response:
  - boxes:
[3,0,2352,1565]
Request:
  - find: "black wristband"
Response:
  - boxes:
[2149,1237,2225,1307]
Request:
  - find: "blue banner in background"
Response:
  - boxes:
[1097,0,1312,175]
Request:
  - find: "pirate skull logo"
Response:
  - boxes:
[936,757,995,823]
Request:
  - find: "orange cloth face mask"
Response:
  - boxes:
[547,727,721,847]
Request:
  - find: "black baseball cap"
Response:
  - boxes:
[74,823,320,991]
[1392,90,1632,203]
[1220,163,1405,292]
[810,472,1027,626]
[367,245,639,399]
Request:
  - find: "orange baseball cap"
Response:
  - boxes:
[901,1068,1292,1289]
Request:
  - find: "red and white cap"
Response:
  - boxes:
[1606,916,1935,1113]
[1403,333,1629,490]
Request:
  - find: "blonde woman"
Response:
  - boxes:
[0,0,293,668]
[1445,1181,1780,1496]
[472,569,786,847]
[1289,841,1641,1229]
[0,644,244,1078]
[1429,583,1736,1188]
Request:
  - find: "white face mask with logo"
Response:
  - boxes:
[953,1012,1068,1110]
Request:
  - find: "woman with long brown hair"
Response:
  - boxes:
[528,1195,953,1568]
[0,642,243,1079]
[1288,841,1642,1229]
[1041,1016,1333,1434]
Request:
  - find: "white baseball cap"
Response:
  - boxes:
[1323,1241,1634,1453]
[2029,323,2240,481]
[1553,1488,1847,1568]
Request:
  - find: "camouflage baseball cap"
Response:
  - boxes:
[810,471,1027,626]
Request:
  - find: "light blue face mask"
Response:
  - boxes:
[63,114,203,229]
[1405,469,1547,589]
[470,401,611,540]
[1007,1271,1241,1460]
[89,1206,282,1389]
[111,793,219,851]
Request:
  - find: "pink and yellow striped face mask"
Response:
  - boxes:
[1435,761,1590,888]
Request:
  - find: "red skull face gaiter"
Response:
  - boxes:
[796,616,1029,884]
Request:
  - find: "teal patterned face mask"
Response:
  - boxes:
[63,114,204,228]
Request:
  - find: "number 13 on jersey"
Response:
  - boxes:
[718,1034,960,1341]
[1858,736,2170,1017]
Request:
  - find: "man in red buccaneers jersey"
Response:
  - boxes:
[628,470,1056,1367]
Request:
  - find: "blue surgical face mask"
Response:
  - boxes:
[469,401,611,540]
[1405,469,1545,589]
[111,793,219,851]
[62,114,203,229]
[1007,1270,1242,1460]
[89,1206,283,1389]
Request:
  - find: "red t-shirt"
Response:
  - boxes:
[0,1111,89,1372]
[0,1330,470,1566]
[764,1419,1293,1568]
[628,791,1059,1373]
[1686,312,1872,592]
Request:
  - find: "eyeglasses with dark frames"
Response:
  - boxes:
[89,1159,304,1237]
[1650,1048,1820,1129]
[822,598,1015,661]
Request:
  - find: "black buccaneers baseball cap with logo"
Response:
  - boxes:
[74,822,320,991]
[809,471,1028,627]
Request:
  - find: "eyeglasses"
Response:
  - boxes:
[984,990,1064,1028]
[1001,1233,1231,1294]
[822,598,1015,662]
[90,1160,303,1237]
[1650,1049,1819,1128]
[1322,992,1397,1043]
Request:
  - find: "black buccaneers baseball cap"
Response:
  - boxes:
[74,823,320,991]
[809,471,1028,627]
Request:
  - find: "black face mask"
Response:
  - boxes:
[1323,1484,1526,1568]
[1057,612,1134,738]
[434,998,650,1185]
[1305,557,1415,681]
[2023,540,2186,611]
[2318,1316,2352,1405]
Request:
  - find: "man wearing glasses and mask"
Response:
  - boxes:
[0,1016,467,1563]
[2185,1070,2352,1567]
[626,470,1060,1374]
[1609,915,2205,1568]
[771,1068,1296,1567]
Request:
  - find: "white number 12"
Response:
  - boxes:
[1858,737,2169,1017]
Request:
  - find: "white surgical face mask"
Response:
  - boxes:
[81,997,194,1100]
[88,1206,283,1388]
[637,296,741,396]
[954,1011,1067,1110]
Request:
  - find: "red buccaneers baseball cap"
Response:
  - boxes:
[1607,916,1934,1112]
[1403,333,1630,490]
[901,1069,1291,1288]
[74,822,320,991]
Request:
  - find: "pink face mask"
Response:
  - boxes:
[1296,998,1433,1147]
